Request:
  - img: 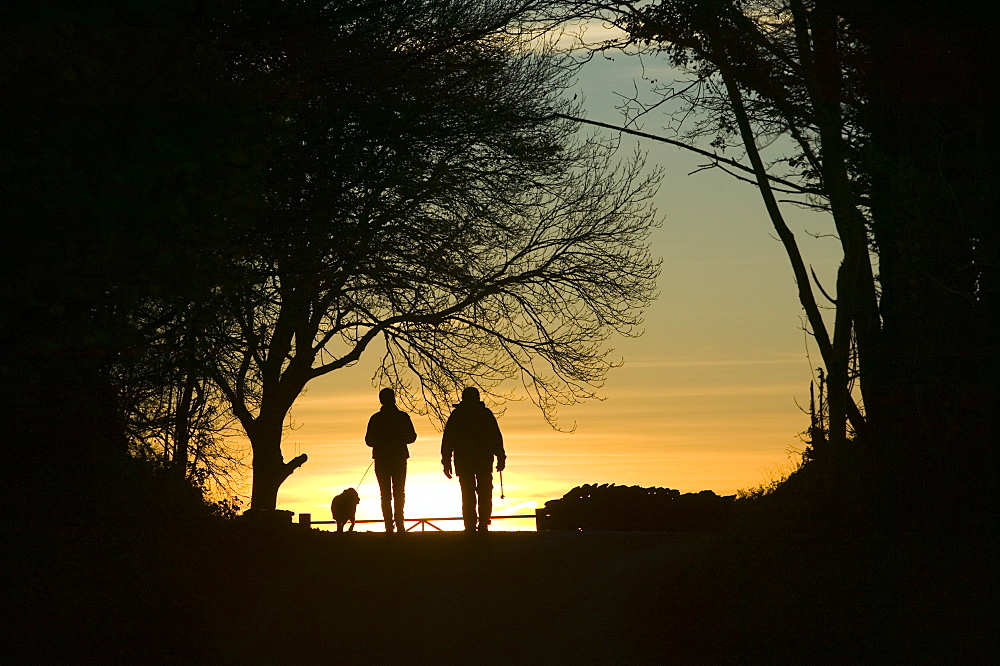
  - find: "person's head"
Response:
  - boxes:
[378,388,395,406]
[461,386,480,403]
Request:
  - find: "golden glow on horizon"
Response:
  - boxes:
[270,348,816,529]
[286,468,539,532]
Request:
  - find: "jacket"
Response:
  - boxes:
[365,406,416,460]
[441,399,505,475]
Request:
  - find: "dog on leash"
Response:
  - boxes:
[331,488,360,532]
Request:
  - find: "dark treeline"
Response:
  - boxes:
[556,2,997,658]
[3,0,271,514]
[1,3,662,657]
[2,0,660,515]
[564,0,998,534]
[540,484,733,532]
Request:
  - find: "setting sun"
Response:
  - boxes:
[282,448,540,532]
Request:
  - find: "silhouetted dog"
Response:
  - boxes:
[331,488,360,532]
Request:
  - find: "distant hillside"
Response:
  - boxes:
[540,483,734,532]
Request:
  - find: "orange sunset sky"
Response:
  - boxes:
[261,43,843,530]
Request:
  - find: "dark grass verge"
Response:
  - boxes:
[9,521,881,665]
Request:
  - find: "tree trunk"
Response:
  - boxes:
[171,374,195,478]
[246,413,308,511]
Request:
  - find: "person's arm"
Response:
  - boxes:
[365,413,379,448]
[441,416,454,478]
[490,412,506,471]
[401,413,417,444]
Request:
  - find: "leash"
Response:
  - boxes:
[356,460,374,488]
[499,470,505,499]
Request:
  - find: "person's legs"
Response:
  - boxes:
[392,460,406,531]
[476,471,493,531]
[374,459,394,532]
[458,473,477,531]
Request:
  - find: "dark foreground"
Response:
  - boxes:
[12,521,894,664]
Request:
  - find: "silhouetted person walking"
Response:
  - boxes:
[366,388,416,533]
[442,387,506,532]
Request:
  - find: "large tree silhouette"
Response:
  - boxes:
[564,0,875,451]
[206,2,661,510]
[559,0,995,520]
[550,7,994,655]
[0,1,659,513]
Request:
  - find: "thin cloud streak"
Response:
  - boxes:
[622,357,806,368]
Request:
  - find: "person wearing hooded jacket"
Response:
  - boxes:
[441,387,506,532]
[366,388,417,533]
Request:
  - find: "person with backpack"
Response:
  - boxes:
[366,388,417,533]
[441,387,506,532]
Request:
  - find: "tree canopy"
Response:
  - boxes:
[554,0,995,531]
[208,1,662,509]
[1,0,663,512]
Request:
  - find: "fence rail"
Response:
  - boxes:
[298,510,546,531]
